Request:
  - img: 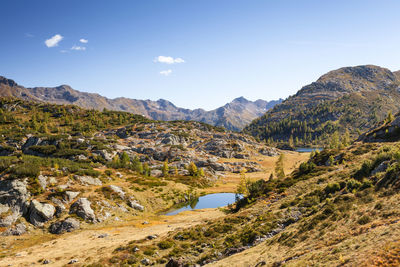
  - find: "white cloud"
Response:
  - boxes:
[160,69,172,76]
[25,33,34,38]
[60,50,69,53]
[80,38,88,44]
[174,57,185,63]
[45,34,63,47]
[154,56,185,64]
[71,45,86,51]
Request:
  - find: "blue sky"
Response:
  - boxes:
[1,0,400,110]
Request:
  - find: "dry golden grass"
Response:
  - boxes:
[0,209,225,267]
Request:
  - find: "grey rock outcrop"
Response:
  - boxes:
[63,191,80,203]
[37,175,47,190]
[108,185,125,199]
[28,200,55,226]
[49,218,80,234]
[69,198,96,222]
[127,198,144,211]
[74,175,102,186]
[258,147,279,157]
[93,149,117,161]
[2,223,26,236]
[50,197,66,218]
[0,179,30,227]
[371,161,390,176]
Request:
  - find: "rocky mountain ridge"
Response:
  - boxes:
[0,76,281,131]
[244,65,400,146]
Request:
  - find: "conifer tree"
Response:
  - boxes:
[188,162,198,176]
[275,154,285,179]
[162,159,169,177]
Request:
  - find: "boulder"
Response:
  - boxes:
[259,147,279,157]
[74,175,102,186]
[371,161,390,176]
[2,223,26,236]
[22,136,42,150]
[113,144,131,151]
[49,218,80,234]
[28,200,55,226]
[0,179,30,227]
[209,162,228,171]
[95,149,117,162]
[108,185,125,199]
[50,197,66,217]
[166,258,184,267]
[161,133,186,146]
[127,199,144,211]
[63,191,80,203]
[37,175,47,190]
[69,198,96,222]
[76,154,88,161]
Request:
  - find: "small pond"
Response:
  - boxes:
[296,147,324,153]
[165,193,238,216]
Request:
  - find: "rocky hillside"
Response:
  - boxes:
[359,111,400,143]
[244,65,400,146]
[98,119,400,266]
[0,76,280,131]
[0,98,278,238]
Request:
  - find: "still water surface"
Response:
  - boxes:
[165,193,238,216]
[295,147,323,153]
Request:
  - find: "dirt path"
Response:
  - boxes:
[0,209,224,267]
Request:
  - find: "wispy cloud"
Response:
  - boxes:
[25,33,34,38]
[60,50,69,53]
[154,56,185,64]
[71,45,86,51]
[160,69,172,76]
[45,34,63,47]
[80,38,88,44]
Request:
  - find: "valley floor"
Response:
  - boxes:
[0,209,224,266]
[0,152,309,267]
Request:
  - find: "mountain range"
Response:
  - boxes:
[0,76,281,131]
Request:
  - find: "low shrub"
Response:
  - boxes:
[324,183,341,195]
[157,240,174,250]
[357,215,371,225]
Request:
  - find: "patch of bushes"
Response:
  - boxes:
[298,161,316,175]
[10,161,40,178]
[157,240,174,250]
[324,183,341,195]
[53,148,88,158]
[28,145,57,155]
[346,179,362,191]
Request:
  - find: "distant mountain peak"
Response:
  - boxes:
[232,96,249,104]
[0,76,18,87]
